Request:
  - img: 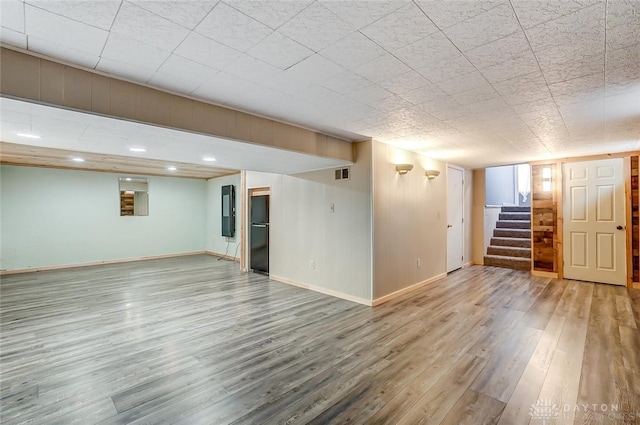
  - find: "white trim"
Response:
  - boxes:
[372,272,447,306]
[0,251,206,275]
[205,250,240,262]
[463,261,474,268]
[270,274,372,306]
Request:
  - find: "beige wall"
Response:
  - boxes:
[372,141,448,300]
[245,141,372,304]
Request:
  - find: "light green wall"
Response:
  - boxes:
[0,165,206,271]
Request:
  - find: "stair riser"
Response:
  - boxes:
[487,247,531,258]
[499,213,531,221]
[501,206,530,213]
[494,229,531,238]
[496,221,531,229]
[491,238,531,248]
[484,256,531,271]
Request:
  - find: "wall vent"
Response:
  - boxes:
[334,167,350,180]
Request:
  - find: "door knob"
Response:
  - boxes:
[616,225,624,230]
[447,224,453,228]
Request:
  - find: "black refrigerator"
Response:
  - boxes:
[250,195,269,274]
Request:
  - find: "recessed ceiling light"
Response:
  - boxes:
[203,157,216,162]
[167,166,177,171]
[17,133,41,139]
[72,157,85,162]
[129,148,146,152]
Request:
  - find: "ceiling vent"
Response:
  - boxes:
[334,167,350,180]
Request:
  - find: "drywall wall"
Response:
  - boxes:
[372,141,448,300]
[0,165,206,271]
[245,141,372,303]
[206,173,242,260]
[464,168,474,266]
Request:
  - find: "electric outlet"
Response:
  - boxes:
[310,260,315,270]
[417,258,421,268]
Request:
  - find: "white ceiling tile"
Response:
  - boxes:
[191,71,255,104]
[494,71,551,105]
[319,31,386,71]
[284,54,345,84]
[417,54,476,84]
[378,70,431,95]
[96,57,157,83]
[372,95,415,113]
[278,3,354,52]
[26,0,119,30]
[227,0,313,30]
[479,54,540,84]
[443,3,520,51]
[451,85,499,106]
[195,2,272,52]
[319,0,408,29]
[400,84,449,105]
[1,0,24,32]
[525,3,605,56]
[415,0,505,29]
[223,54,282,85]
[247,31,313,70]
[27,36,100,68]
[348,84,393,105]
[437,71,493,96]
[102,33,170,72]
[354,53,412,83]
[537,50,604,83]
[175,32,241,70]
[605,63,640,95]
[607,22,640,52]
[418,97,466,122]
[320,71,372,95]
[511,0,595,29]
[131,1,217,30]
[393,31,459,71]
[25,4,107,55]
[149,54,216,94]
[109,2,190,51]
[1,27,27,48]
[606,43,640,69]
[360,3,439,51]
[463,31,531,69]
[607,0,640,27]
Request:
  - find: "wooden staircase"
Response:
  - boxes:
[484,206,532,271]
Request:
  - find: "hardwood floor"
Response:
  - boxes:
[1,255,639,424]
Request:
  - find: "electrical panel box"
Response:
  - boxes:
[221,185,235,237]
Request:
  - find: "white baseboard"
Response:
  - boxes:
[0,251,206,275]
[269,275,372,306]
[372,272,447,306]
[463,261,474,268]
[205,251,240,262]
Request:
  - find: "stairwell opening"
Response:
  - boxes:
[484,164,532,271]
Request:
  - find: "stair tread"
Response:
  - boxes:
[488,246,531,251]
[484,254,531,262]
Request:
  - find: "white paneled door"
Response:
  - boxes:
[447,165,464,273]
[563,158,626,285]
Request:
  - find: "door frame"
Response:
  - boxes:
[241,181,271,272]
[446,164,465,273]
[530,152,637,288]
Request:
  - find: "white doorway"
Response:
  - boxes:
[447,165,464,273]
[563,158,626,285]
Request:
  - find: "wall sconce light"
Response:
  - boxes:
[395,164,414,175]
[542,167,552,192]
[425,169,440,180]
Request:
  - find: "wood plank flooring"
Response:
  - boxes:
[1,255,639,424]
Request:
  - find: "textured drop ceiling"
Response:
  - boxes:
[1,0,639,169]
